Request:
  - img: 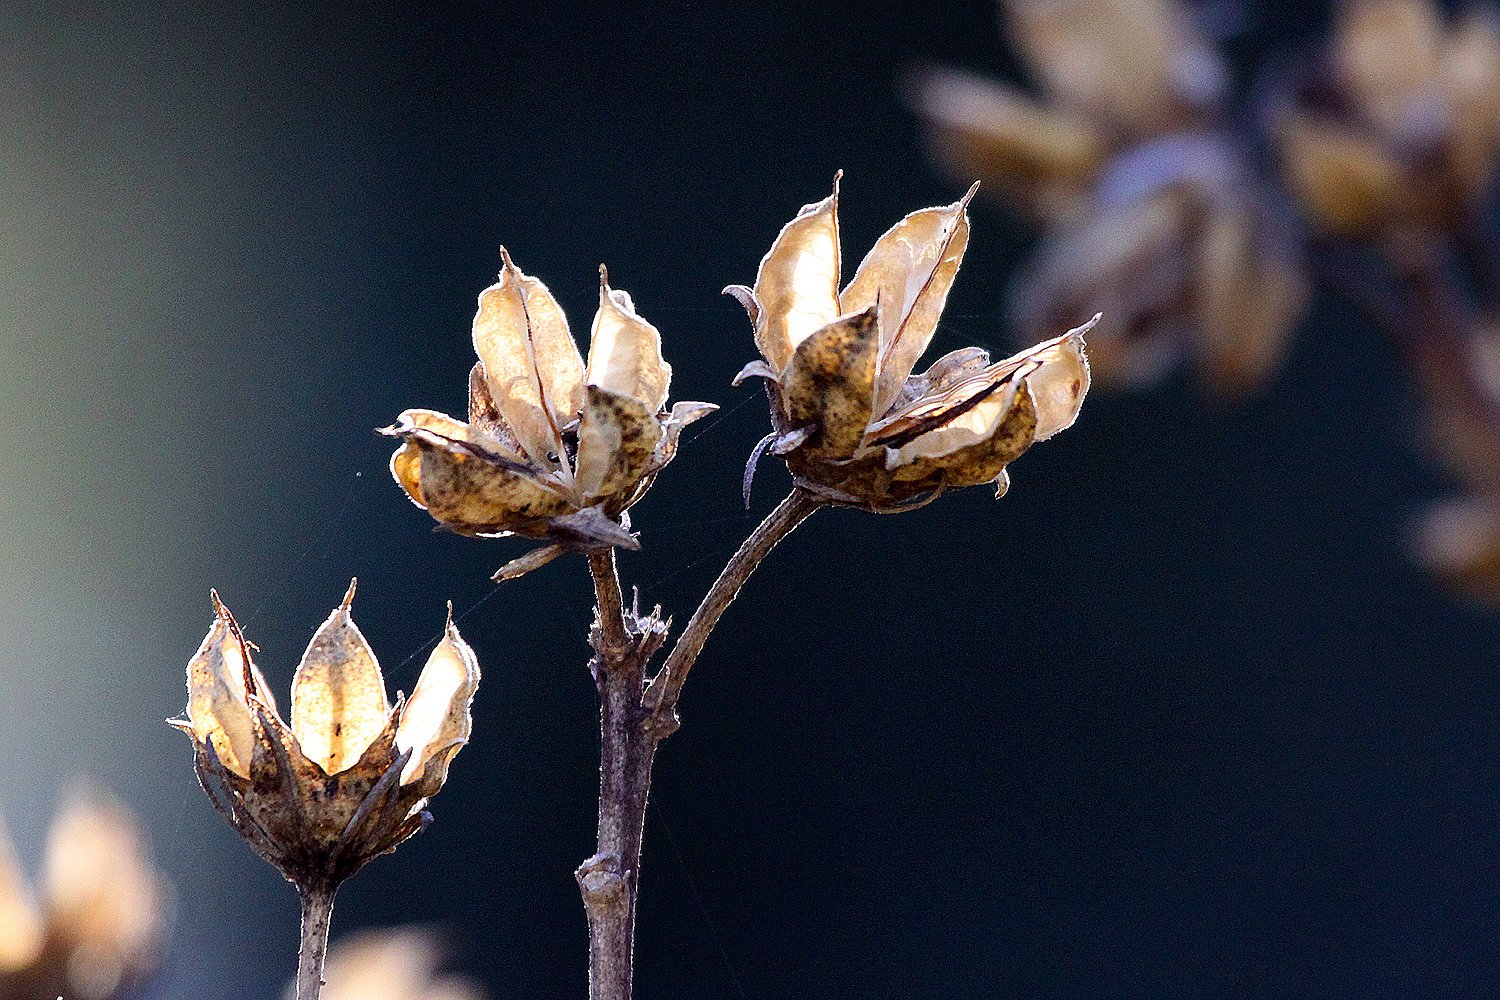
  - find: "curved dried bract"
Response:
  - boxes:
[841,183,977,416]
[396,608,480,789]
[472,248,584,473]
[587,271,671,414]
[744,178,843,374]
[292,581,391,776]
[575,386,665,506]
[385,254,714,578]
[731,177,1093,511]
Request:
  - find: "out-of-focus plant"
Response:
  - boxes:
[291,926,484,1000]
[909,0,1500,602]
[0,782,169,1000]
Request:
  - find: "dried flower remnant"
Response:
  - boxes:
[1275,0,1500,235]
[171,580,479,892]
[1007,137,1308,397]
[383,250,715,580]
[1004,0,1226,141]
[908,0,1307,398]
[727,176,1091,511]
[294,927,484,1000]
[0,783,169,1000]
[1264,0,1500,603]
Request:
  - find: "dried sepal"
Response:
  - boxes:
[492,543,566,582]
[291,580,392,776]
[180,591,277,780]
[1011,323,1093,441]
[41,785,168,972]
[173,585,477,890]
[751,176,843,373]
[882,380,1037,489]
[575,386,664,507]
[649,401,718,473]
[587,268,671,413]
[395,607,481,788]
[841,183,977,416]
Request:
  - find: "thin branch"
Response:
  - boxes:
[646,487,822,715]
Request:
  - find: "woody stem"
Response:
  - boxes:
[581,550,653,1000]
[295,879,338,1000]
[578,490,821,1000]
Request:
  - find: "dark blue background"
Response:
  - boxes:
[4,2,1499,998]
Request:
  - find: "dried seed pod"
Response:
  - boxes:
[1276,0,1500,233]
[383,253,715,579]
[171,581,479,892]
[729,176,1091,511]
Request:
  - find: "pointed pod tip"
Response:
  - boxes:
[498,245,514,271]
[598,262,610,287]
[340,578,358,610]
[960,179,981,208]
[208,590,237,627]
[1071,313,1102,340]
